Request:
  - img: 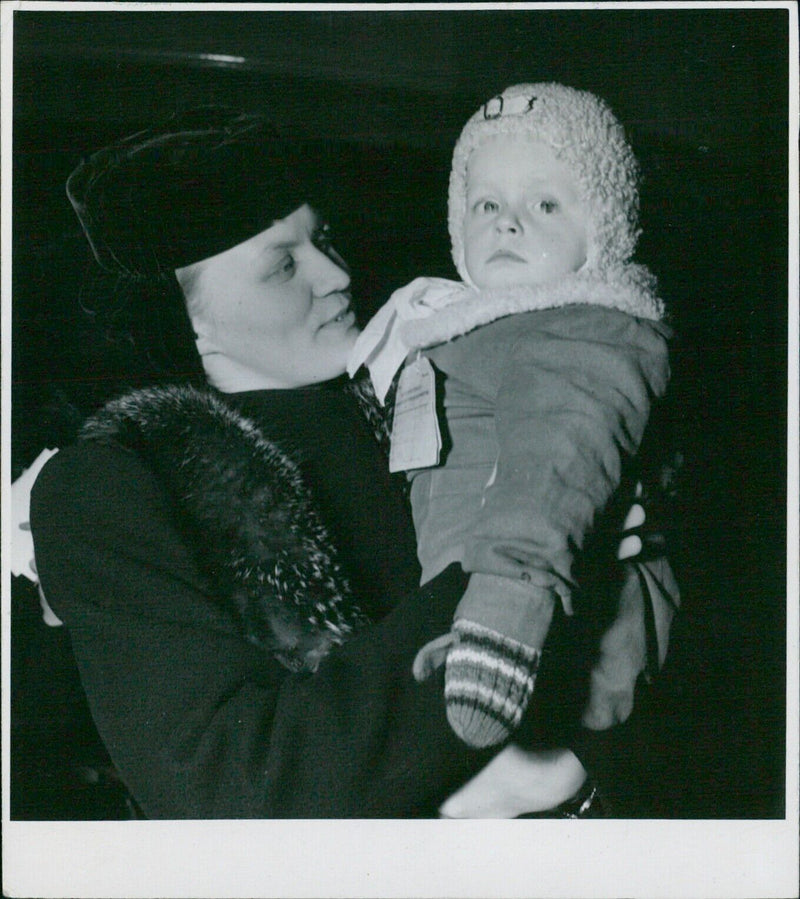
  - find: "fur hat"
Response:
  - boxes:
[448,83,641,282]
[67,106,305,279]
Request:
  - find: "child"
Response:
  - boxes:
[349,82,679,749]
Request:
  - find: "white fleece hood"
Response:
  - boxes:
[449,82,642,282]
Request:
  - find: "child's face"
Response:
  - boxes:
[463,134,588,290]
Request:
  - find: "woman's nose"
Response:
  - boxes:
[311,245,351,294]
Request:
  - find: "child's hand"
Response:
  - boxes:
[412,631,456,681]
[416,575,556,748]
[415,618,546,749]
[438,746,587,818]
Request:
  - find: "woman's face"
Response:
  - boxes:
[178,204,359,391]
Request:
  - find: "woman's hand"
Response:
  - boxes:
[438,746,587,818]
[617,483,645,561]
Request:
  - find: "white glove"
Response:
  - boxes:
[10,448,63,626]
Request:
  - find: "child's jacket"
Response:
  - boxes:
[355,268,672,638]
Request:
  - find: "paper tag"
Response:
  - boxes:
[389,356,442,472]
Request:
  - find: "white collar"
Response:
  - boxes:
[348,265,664,404]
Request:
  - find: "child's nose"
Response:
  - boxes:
[495,207,522,234]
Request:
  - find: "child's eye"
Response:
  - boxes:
[537,199,559,214]
[474,199,500,214]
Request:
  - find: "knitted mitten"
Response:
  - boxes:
[412,574,557,748]
[443,619,542,748]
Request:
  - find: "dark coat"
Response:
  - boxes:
[80,384,372,673]
[31,382,488,818]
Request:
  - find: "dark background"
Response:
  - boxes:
[10,7,790,819]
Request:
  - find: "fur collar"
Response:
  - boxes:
[80,383,372,673]
[400,264,664,350]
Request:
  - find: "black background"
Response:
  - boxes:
[10,7,790,819]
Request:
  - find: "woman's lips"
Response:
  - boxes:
[324,307,355,327]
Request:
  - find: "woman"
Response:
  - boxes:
[29,107,673,818]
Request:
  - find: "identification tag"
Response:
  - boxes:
[389,355,442,472]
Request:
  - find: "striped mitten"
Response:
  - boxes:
[444,619,541,748]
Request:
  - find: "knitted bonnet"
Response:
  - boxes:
[448,83,642,282]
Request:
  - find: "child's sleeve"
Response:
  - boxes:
[459,306,672,617]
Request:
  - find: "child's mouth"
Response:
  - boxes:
[488,250,526,264]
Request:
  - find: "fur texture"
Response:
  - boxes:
[399,266,664,351]
[80,384,374,673]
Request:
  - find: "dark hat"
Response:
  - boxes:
[67,106,306,278]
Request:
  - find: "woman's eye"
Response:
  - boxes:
[474,199,499,214]
[538,199,559,214]
[264,255,296,281]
